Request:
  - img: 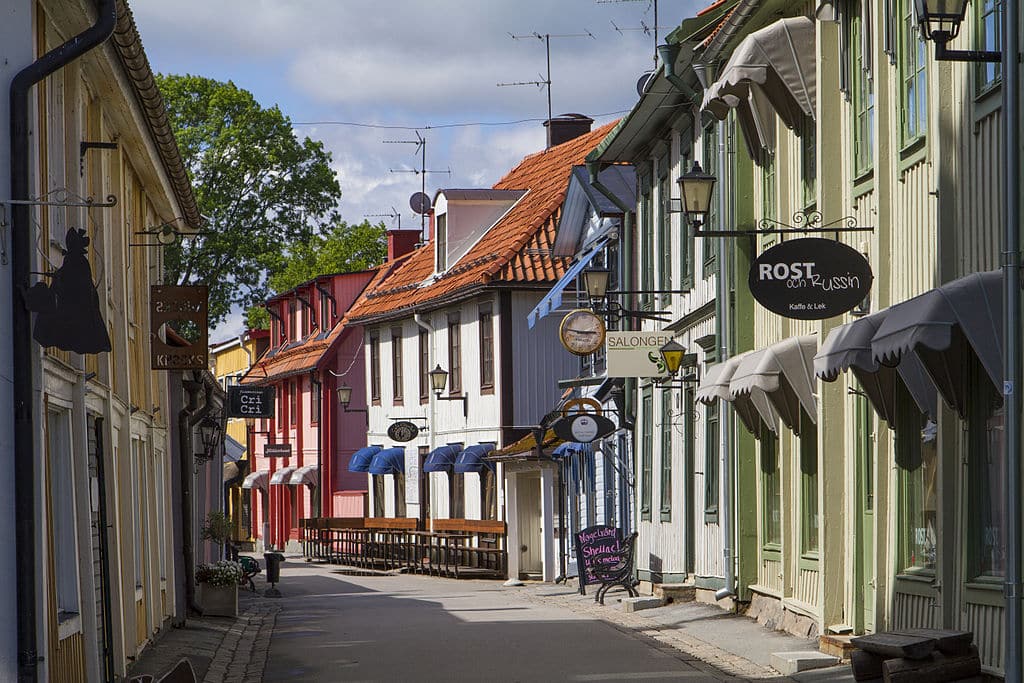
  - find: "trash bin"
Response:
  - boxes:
[264,552,285,585]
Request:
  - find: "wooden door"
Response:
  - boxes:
[517,474,543,576]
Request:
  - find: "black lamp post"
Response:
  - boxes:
[915,0,1000,61]
[429,364,468,417]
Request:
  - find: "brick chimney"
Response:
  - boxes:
[387,228,422,261]
[544,113,594,148]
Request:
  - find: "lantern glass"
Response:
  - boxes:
[915,0,969,40]
[429,364,449,393]
[337,384,352,406]
[198,416,219,451]
[659,339,687,376]
[677,161,716,220]
[582,268,610,301]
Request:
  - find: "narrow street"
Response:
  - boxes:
[248,557,852,683]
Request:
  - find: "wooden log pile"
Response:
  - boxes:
[847,629,981,683]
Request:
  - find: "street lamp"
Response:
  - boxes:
[657,339,700,387]
[581,267,610,304]
[429,364,468,417]
[677,161,716,231]
[915,0,1000,61]
[336,384,368,421]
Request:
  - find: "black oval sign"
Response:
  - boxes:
[748,238,873,320]
[387,420,420,443]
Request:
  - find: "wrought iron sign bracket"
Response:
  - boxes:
[389,415,428,432]
[1,188,118,209]
[593,300,672,324]
[79,140,119,176]
[694,212,874,238]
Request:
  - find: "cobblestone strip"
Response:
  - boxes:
[201,603,281,683]
[522,589,797,682]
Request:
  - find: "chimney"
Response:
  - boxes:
[544,113,594,148]
[387,228,422,261]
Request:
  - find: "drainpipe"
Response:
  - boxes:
[178,373,213,616]
[714,117,736,604]
[10,1,116,678]
[1002,1,1021,678]
[656,43,697,102]
[415,313,435,523]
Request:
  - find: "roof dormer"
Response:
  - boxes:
[432,189,526,274]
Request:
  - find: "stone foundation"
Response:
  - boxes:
[747,591,818,639]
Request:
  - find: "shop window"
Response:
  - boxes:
[967,361,1006,578]
[896,394,937,572]
[761,430,781,548]
[800,417,819,556]
[705,401,720,521]
[449,472,465,518]
[49,408,80,620]
[641,386,653,520]
[659,389,673,521]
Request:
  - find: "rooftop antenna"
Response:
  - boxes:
[500,30,596,148]
[601,0,666,69]
[382,131,450,237]
[365,208,401,230]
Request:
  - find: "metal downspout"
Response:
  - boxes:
[9,1,116,678]
[178,374,213,616]
[414,313,435,524]
[1003,3,1021,679]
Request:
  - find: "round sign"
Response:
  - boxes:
[570,414,600,442]
[387,420,420,443]
[559,309,607,356]
[748,238,873,320]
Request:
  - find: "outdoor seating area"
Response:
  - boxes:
[299,517,507,579]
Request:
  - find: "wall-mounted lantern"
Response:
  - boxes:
[429,364,468,417]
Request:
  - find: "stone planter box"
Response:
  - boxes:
[198,582,238,617]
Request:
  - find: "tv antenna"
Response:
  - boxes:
[601,0,666,69]
[382,131,450,235]
[499,30,596,148]
[365,208,401,230]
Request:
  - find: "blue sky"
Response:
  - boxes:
[131,0,705,338]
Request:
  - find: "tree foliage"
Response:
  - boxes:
[157,74,342,327]
[267,220,387,292]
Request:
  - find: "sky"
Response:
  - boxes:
[130,0,705,340]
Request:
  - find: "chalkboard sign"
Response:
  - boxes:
[575,524,624,589]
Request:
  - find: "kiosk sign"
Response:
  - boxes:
[748,238,873,320]
[227,386,275,418]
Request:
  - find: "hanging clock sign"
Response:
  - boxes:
[748,238,873,320]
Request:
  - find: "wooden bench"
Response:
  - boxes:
[849,629,978,682]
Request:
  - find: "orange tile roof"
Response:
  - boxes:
[700,5,738,48]
[698,0,732,16]
[346,122,619,323]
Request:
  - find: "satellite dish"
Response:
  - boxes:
[409,192,432,215]
[636,71,655,97]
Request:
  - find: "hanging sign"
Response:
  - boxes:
[227,386,275,418]
[551,413,617,443]
[748,238,873,320]
[387,421,420,443]
[605,331,672,378]
[150,285,209,369]
[264,443,292,458]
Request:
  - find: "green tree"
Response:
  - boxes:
[267,219,387,292]
[157,74,342,327]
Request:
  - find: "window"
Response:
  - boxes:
[447,314,462,393]
[658,170,672,295]
[373,476,385,517]
[800,117,816,207]
[289,486,299,529]
[705,401,719,520]
[896,396,937,572]
[640,182,654,309]
[288,299,297,341]
[659,389,673,521]
[49,409,80,620]
[419,327,430,402]
[449,472,465,518]
[481,468,497,520]
[761,152,776,221]
[800,417,820,555]
[131,440,143,587]
[391,328,403,403]
[641,386,653,520]
[310,380,321,424]
[319,289,332,331]
[289,380,298,425]
[976,0,1002,93]
[760,431,781,547]
[701,125,718,278]
[479,305,494,390]
[899,0,928,143]
[967,362,1005,578]
[369,333,381,403]
[851,0,875,177]
[394,473,407,517]
[435,213,447,271]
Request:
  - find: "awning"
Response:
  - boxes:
[702,16,816,129]
[815,311,938,421]
[527,236,610,329]
[871,270,1002,417]
[552,442,591,458]
[423,445,462,473]
[703,80,777,164]
[223,434,245,462]
[697,353,778,437]
[241,469,269,491]
[730,335,818,435]
[367,447,405,476]
[223,460,247,487]
[289,464,320,488]
[454,444,496,474]
[348,446,382,473]
[489,428,563,459]
[270,467,296,485]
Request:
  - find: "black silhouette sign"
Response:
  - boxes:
[27,227,111,354]
[150,285,208,370]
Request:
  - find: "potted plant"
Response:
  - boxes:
[200,510,235,557]
[195,559,243,617]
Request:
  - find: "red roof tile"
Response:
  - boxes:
[346,122,619,323]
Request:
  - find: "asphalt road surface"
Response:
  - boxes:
[262,562,728,682]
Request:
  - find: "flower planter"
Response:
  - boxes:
[198,582,238,617]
